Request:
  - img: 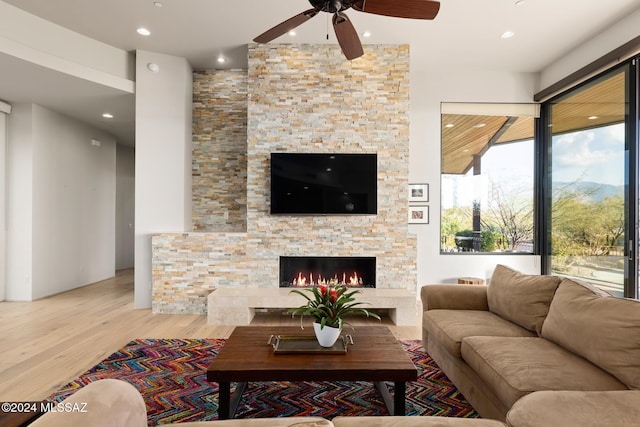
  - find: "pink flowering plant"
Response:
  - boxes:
[289,284,381,330]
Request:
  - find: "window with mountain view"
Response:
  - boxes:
[546,67,628,297]
[440,104,537,254]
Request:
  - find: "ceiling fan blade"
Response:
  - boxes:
[332,13,364,60]
[353,0,440,20]
[253,8,319,43]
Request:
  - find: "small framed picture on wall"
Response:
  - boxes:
[408,183,429,203]
[408,204,429,224]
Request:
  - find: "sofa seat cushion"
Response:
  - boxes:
[506,390,640,427]
[487,265,561,334]
[541,278,640,389]
[461,336,627,408]
[423,309,535,357]
[333,416,506,427]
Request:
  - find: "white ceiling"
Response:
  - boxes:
[1,0,640,147]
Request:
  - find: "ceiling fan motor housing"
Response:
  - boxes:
[309,0,354,13]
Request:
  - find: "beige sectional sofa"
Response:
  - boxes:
[31,378,507,427]
[422,264,640,426]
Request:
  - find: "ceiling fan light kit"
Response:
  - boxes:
[253,0,440,60]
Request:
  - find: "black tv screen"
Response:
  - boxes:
[270,153,377,215]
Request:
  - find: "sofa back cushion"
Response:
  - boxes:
[541,278,640,389]
[487,264,561,334]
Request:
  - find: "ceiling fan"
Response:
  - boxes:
[253,0,440,60]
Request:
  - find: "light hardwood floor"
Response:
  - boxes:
[0,269,421,401]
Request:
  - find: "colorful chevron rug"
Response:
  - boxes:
[49,339,478,425]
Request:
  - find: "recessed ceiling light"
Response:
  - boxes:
[289,30,296,36]
[102,113,114,119]
[362,31,372,38]
[588,115,599,120]
[153,1,163,7]
[501,31,515,39]
[137,27,151,36]
[445,123,455,128]
[515,0,526,6]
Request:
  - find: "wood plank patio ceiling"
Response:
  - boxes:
[441,115,534,175]
[550,71,625,134]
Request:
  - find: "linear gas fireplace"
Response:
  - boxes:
[279,256,376,288]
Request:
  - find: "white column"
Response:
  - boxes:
[0,100,11,302]
[134,51,193,308]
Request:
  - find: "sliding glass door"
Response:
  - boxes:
[544,63,636,297]
[634,60,640,300]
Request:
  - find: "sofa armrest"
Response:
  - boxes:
[171,418,333,426]
[420,284,489,312]
[506,390,640,427]
[30,379,147,427]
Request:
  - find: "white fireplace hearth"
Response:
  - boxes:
[207,287,417,326]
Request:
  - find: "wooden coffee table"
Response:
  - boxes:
[206,326,417,419]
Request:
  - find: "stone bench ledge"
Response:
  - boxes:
[208,288,417,326]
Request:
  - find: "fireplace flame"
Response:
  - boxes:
[291,271,364,287]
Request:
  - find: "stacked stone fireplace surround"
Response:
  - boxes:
[152,44,417,321]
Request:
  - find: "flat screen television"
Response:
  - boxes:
[270,153,377,215]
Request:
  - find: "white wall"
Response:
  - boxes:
[0,100,10,302]
[134,50,193,308]
[0,1,134,85]
[409,65,542,288]
[6,104,34,301]
[116,145,135,270]
[7,103,116,301]
[538,8,640,93]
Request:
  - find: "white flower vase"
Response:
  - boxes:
[313,322,342,347]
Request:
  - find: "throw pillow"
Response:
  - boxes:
[541,278,640,389]
[487,264,561,334]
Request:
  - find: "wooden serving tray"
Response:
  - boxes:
[268,334,353,355]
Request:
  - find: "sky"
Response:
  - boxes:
[551,123,625,187]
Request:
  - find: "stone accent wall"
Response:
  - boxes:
[192,70,247,232]
[152,44,417,315]
[246,44,416,291]
[152,232,247,314]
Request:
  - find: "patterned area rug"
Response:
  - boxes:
[50,339,478,425]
